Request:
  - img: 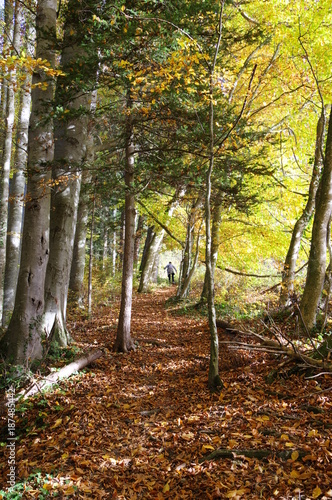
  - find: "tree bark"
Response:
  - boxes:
[300,108,332,330]
[134,214,144,269]
[0,1,21,324]
[112,208,117,276]
[114,100,136,353]
[201,197,223,302]
[69,173,90,306]
[139,226,155,274]
[3,35,33,326]
[1,0,57,364]
[178,227,201,300]
[88,192,96,317]
[206,3,225,390]
[39,1,96,344]
[280,109,325,306]
[20,350,102,400]
[138,226,164,292]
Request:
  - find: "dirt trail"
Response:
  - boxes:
[1,288,331,499]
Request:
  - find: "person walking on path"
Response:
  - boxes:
[164,262,177,283]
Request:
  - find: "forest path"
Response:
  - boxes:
[2,287,331,499]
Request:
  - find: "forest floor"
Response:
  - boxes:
[1,287,332,499]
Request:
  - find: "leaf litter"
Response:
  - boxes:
[0,288,331,499]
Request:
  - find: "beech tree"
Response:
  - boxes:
[1,0,57,363]
[0,0,22,324]
[280,108,326,307]
[114,95,136,352]
[2,15,33,326]
[39,0,98,346]
[300,108,332,330]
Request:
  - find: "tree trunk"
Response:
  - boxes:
[1,0,57,364]
[69,85,97,306]
[102,226,109,269]
[114,103,136,353]
[88,193,96,317]
[39,0,96,345]
[300,107,332,330]
[139,226,154,274]
[206,3,225,390]
[201,198,223,302]
[0,1,21,324]
[178,228,201,300]
[134,214,144,269]
[3,51,32,326]
[280,109,326,306]
[138,227,164,292]
[177,199,202,298]
[112,208,117,276]
[69,173,90,306]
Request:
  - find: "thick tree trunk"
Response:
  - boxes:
[300,108,332,330]
[39,2,95,345]
[0,1,21,324]
[280,109,325,306]
[3,69,32,326]
[1,0,57,364]
[114,108,136,353]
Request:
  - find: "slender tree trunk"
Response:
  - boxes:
[3,61,32,326]
[280,109,326,306]
[69,179,89,306]
[114,103,136,353]
[177,199,201,298]
[177,219,193,298]
[112,208,117,276]
[88,193,96,317]
[300,108,332,330]
[1,0,57,364]
[134,214,144,269]
[207,2,225,390]
[139,226,154,274]
[138,227,164,292]
[118,209,125,267]
[0,0,21,323]
[69,86,97,306]
[178,228,201,300]
[103,226,109,269]
[201,198,223,302]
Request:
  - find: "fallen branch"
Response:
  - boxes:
[199,448,309,463]
[18,349,103,401]
[221,331,332,371]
